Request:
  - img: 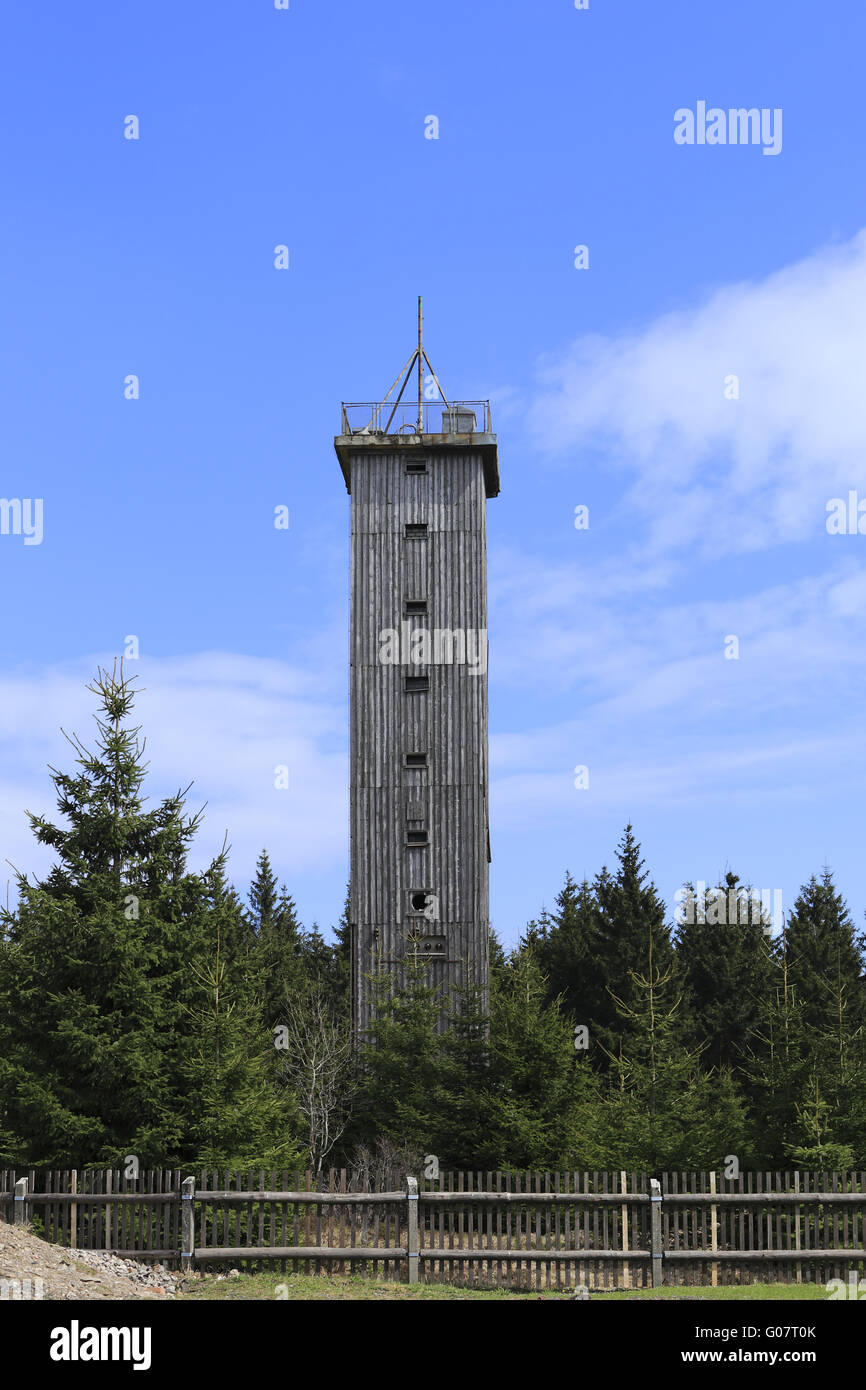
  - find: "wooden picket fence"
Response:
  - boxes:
[3,1168,866,1289]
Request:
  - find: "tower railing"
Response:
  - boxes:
[339,400,492,438]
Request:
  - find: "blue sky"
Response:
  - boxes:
[2,0,866,945]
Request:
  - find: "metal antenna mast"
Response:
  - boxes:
[417,295,424,433]
[374,299,449,435]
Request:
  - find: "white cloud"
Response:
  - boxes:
[527,229,866,556]
[491,727,861,833]
[491,542,866,707]
[486,543,866,840]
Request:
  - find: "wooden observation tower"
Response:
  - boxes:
[334,300,500,1039]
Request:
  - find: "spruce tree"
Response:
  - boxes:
[784,1073,855,1171]
[0,663,204,1163]
[784,871,865,1043]
[531,872,603,1027]
[737,874,866,1165]
[481,946,600,1169]
[0,662,289,1167]
[488,924,507,982]
[326,887,352,1016]
[592,826,677,1061]
[598,949,747,1169]
[249,858,306,1030]
[436,955,492,1166]
[353,947,447,1155]
[247,849,279,934]
[180,855,301,1168]
[740,939,812,1165]
[208,852,256,966]
[676,873,775,1071]
[301,922,337,988]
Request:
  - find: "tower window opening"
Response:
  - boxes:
[404,675,429,693]
[404,522,427,539]
[404,599,427,616]
[406,830,429,846]
[406,459,427,475]
[405,751,427,767]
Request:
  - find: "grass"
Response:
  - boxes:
[181,1272,534,1300]
[602,1283,829,1301]
[178,1271,836,1301]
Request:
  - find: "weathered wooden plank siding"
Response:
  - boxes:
[347,443,494,1036]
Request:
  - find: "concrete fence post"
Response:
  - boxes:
[406,1176,419,1285]
[709,1170,719,1287]
[105,1169,112,1252]
[181,1176,195,1273]
[13,1177,28,1226]
[70,1170,78,1250]
[620,1170,630,1289]
[650,1178,663,1287]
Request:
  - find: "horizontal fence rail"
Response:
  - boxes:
[195,1190,406,1204]
[420,1190,651,1204]
[3,1168,866,1290]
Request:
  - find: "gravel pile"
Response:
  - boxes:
[0,1220,179,1300]
[69,1247,183,1294]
